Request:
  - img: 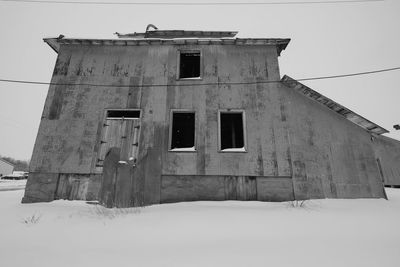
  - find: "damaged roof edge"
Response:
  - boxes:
[281,75,389,135]
[116,30,239,39]
[43,36,290,55]
[277,39,290,56]
[44,38,60,53]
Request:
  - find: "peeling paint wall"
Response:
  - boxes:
[23,42,388,205]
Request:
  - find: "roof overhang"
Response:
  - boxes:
[281,75,389,135]
[44,38,60,53]
[116,30,239,39]
[43,36,290,55]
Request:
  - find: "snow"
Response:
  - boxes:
[0,179,26,191]
[12,171,28,176]
[178,76,202,80]
[170,146,196,152]
[221,147,246,152]
[0,183,400,267]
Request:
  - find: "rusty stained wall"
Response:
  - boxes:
[160,48,291,177]
[26,43,287,204]
[160,75,387,201]
[25,42,387,204]
[373,135,400,186]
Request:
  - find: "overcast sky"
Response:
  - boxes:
[0,0,399,160]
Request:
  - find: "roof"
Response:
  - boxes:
[0,158,14,167]
[281,75,389,135]
[116,30,238,39]
[43,32,290,55]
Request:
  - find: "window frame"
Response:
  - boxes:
[168,109,197,152]
[176,49,203,80]
[217,109,247,153]
[104,109,141,120]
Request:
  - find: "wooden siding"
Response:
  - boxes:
[373,135,400,186]
[161,175,293,203]
[24,42,390,205]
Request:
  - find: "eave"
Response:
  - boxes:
[281,75,389,135]
[43,36,290,56]
[116,30,239,39]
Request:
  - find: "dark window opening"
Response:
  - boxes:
[220,113,244,150]
[171,112,195,150]
[179,51,200,79]
[107,110,140,119]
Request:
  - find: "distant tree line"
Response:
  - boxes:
[0,156,30,172]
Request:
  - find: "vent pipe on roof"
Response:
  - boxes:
[146,24,158,32]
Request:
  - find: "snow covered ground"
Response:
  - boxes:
[0,179,26,191]
[0,184,399,267]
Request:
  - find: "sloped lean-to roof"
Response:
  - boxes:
[281,75,388,135]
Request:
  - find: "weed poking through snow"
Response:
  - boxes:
[287,200,308,208]
[21,213,42,225]
[91,205,142,219]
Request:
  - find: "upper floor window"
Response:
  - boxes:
[179,51,200,79]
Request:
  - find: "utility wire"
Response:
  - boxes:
[0,0,384,6]
[0,66,399,88]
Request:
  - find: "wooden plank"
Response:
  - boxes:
[120,119,133,160]
[99,147,120,208]
[161,175,226,203]
[114,162,134,208]
[224,176,237,200]
[130,120,140,163]
[236,176,257,200]
[256,177,294,202]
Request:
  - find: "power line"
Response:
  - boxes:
[296,66,400,81]
[0,66,399,88]
[0,0,384,6]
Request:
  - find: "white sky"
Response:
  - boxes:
[0,0,399,160]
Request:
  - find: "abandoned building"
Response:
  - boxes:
[22,27,400,207]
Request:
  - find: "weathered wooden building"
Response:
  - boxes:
[22,28,400,207]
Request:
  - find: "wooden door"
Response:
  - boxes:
[96,118,140,171]
[120,119,140,163]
